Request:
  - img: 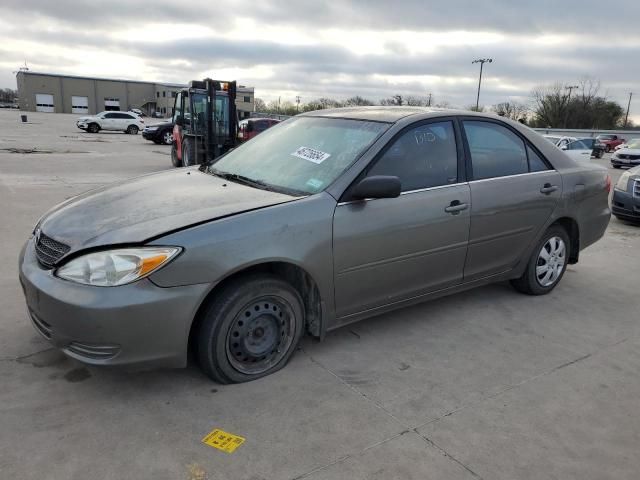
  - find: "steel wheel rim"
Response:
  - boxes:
[536,236,566,287]
[225,296,296,375]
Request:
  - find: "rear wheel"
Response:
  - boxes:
[87,123,100,133]
[197,275,305,384]
[126,125,139,135]
[511,226,570,295]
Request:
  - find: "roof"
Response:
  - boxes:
[302,106,475,123]
[16,71,253,93]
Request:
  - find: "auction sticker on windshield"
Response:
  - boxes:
[291,146,331,164]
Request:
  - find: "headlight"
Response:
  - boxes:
[146,126,158,131]
[56,247,181,286]
[615,171,631,192]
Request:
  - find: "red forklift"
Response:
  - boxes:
[171,78,238,167]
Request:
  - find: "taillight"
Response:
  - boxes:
[605,174,612,193]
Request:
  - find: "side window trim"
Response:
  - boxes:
[459,117,554,181]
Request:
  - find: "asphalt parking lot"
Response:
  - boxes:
[1,110,639,480]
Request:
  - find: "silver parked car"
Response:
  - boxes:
[19,108,611,383]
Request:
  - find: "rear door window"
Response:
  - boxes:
[463,120,528,180]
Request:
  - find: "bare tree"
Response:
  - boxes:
[253,98,267,112]
[380,95,404,106]
[493,101,529,121]
[344,96,374,106]
[531,79,624,129]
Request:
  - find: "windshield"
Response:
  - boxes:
[204,116,388,195]
[626,139,640,149]
[191,92,230,136]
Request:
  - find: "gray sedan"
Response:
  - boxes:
[19,108,611,383]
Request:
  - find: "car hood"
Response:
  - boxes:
[38,168,298,253]
[615,148,640,155]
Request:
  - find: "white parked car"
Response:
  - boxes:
[614,139,640,151]
[543,135,577,148]
[559,139,595,162]
[76,111,145,134]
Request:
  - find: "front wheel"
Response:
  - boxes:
[197,275,305,384]
[182,137,196,167]
[511,226,570,295]
[87,123,100,133]
[170,141,181,167]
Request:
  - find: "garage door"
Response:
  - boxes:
[104,98,120,111]
[71,96,89,114]
[35,94,54,113]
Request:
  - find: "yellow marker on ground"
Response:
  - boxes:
[202,428,245,454]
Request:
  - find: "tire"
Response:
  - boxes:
[182,137,196,167]
[612,165,621,169]
[606,145,612,153]
[511,225,570,295]
[171,141,181,167]
[161,130,173,145]
[197,274,305,384]
[87,123,100,133]
[126,125,139,135]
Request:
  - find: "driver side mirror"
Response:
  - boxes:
[352,176,401,200]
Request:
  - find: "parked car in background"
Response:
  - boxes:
[576,137,606,158]
[614,138,640,151]
[20,108,611,383]
[596,134,625,152]
[559,139,597,162]
[76,111,144,134]
[238,118,281,141]
[129,108,146,117]
[612,165,640,222]
[611,143,640,169]
[142,120,174,145]
[543,135,577,149]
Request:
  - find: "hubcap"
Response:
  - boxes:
[225,297,295,375]
[536,236,566,287]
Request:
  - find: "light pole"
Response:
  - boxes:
[472,58,492,111]
[624,92,633,128]
[296,95,301,113]
[427,93,432,107]
[564,85,579,128]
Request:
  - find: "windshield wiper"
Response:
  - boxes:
[208,168,272,191]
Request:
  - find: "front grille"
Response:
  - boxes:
[634,180,640,198]
[29,310,53,339]
[35,232,70,268]
[618,154,640,161]
[65,342,121,360]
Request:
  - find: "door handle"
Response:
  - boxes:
[540,183,558,194]
[444,200,468,214]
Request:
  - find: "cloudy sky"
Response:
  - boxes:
[1,0,639,120]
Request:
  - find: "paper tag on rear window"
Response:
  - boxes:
[291,146,331,164]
